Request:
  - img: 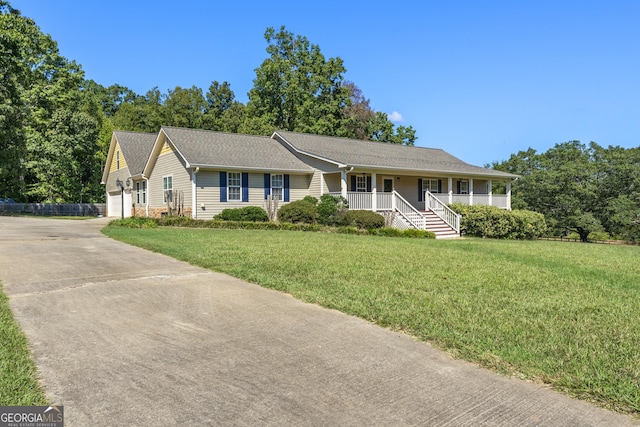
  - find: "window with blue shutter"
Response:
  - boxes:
[284,174,290,202]
[264,174,270,199]
[242,172,249,202]
[220,172,227,202]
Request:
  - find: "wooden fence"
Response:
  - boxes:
[0,203,106,217]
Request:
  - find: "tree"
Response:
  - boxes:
[492,141,640,241]
[112,87,166,133]
[1,1,102,202]
[164,85,207,129]
[0,2,33,199]
[203,80,245,132]
[242,26,351,136]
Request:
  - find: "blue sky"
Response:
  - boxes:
[11,0,640,166]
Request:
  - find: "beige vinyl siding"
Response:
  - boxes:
[105,167,131,193]
[324,173,342,193]
[148,149,192,209]
[195,171,312,220]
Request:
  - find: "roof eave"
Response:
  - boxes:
[189,163,313,173]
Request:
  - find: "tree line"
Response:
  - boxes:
[0,1,416,203]
[492,141,640,242]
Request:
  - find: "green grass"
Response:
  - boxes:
[0,283,48,405]
[102,226,640,415]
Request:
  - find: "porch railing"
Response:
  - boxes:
[425,191,461,234]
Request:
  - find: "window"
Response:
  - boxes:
[459,180,469,194]
[228,172,241,201]
[271,174,283,201]
[142,181,147,204]
[136,182,140,204]
[422,179,439,194]
[116,150,120,170]
[163,176,173,203]
[356,175,367,192]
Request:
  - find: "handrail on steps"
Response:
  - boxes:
[425,190,461,234]
[392,191,425,230]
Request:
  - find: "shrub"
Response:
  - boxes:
[317,194,349,226]
[109,217,158,228]
[345,210,385,229]
[449,204,546,239]
[277,200,318,224]
[215,206,269,222]
[302,195,318,205]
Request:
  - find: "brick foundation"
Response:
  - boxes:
[134,205,193,219]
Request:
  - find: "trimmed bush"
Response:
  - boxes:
[345,210,385,229]
[302,195,318,205]
[215,206,269,222]
[317,194,349,226]
[449,204,546,239]
[277,200,318,224]
[109,217,158,228]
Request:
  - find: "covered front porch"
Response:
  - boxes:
[324,171,513,211]
[322,171,514,238]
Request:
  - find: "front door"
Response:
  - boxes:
[382,177,394,193]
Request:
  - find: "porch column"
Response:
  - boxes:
[488,179,493,206]
[341,169,348,198]
[371,172,377,211]
[506,181,512,210]
[469,178,474,206]
[448,177,453,204]
[320,172,324,195]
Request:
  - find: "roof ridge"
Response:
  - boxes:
[162,126,272,140]
[275,129,445,152]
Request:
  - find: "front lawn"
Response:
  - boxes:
[102,226,640,415]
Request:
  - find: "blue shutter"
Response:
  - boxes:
[220,172,227,202]
[366,176,372,192]
[456,180,461,194]
[418,178,423,202]
[242,172,249,202]
[438,180,442,193]
[350,176,356,192]
[264,174,270,199]
[284,174,290,202]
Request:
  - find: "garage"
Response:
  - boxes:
[107,190,132,218]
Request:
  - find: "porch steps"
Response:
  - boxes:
[420,210,460,239]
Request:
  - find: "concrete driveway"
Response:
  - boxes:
[0,216,637,426]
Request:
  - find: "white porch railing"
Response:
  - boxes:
[329,191,460,234]
[425,191,461,234]
[433,193,509,208]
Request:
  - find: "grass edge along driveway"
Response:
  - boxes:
[0,282,48,406]
[104,226,640,416]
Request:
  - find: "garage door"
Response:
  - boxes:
[107,191,133,218]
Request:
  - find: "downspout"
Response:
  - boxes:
[341,166,353,199]
[191,167,200,219]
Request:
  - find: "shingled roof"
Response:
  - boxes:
[274,130,518,179]
[161,127,313,172]
[113,131,157,175]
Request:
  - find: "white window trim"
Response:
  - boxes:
[356,175,367,192]
[163,175,173,203]
[459,180,469,195]
[423,178,439,193]
[271,174,283,201]
[136,182,140,204]
[142,181,147,204]
[228,172,241,201]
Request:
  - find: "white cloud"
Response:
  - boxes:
[387,111,404,122]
